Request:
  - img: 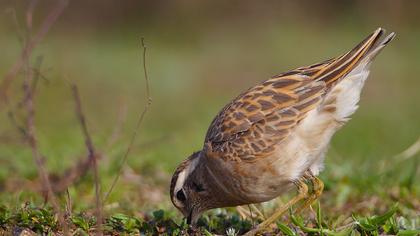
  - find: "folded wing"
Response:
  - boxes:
[204,28,395,162]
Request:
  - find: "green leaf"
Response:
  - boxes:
[353,204,398,234]
[153,209,165,221]
[383,216,399,234]
[397,229,420,236]
[356,218,377,231]
[290,215,305,228]
[72,228,89,236]
[317,202,322,226]
[331,227,354,236]
[370,204,398,226]
[71,215,90,231]
[317,201,325,236]
[203,228,213,236]
[0,205,10,226]
[290,215,321,233]
[277,222,296,236]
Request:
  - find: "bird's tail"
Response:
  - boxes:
[314,28,396,87]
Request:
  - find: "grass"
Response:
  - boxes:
[1,203,419,235]
[0,4,419,235]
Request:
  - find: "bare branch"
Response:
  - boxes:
[6,107,26,137]
[104,37,152,202]
[2,5,74,231]
[25,0,38,34]
[70,83,103,235]
[2,3,36,143]
[0,0,69,106]
[4,60,46,134]
[71,84,96,163]
[50,154,91,192]
[12,2,69,234]
[7,55,45,139]
[21,56,44,110]
[7,8,24,47]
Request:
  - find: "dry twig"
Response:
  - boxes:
[50,153,92,192]
[71,83,103,235]
[0,0,68,106]
[104,37,152,202]
[18,1,68,234]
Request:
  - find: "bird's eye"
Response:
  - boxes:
[176,189,186,202]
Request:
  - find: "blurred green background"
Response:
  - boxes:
[0,0,418,218]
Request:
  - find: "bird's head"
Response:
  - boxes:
[170,151,212,226]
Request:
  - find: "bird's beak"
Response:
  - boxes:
[186,209,193,224]
[186,207,201,226]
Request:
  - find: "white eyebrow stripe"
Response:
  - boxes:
[174,156,200,194]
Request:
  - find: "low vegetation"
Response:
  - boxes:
[1,203,419,235]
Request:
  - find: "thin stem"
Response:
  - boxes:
[71,84,103,235]
[104,37,152,202]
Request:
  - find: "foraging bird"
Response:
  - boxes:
[170,28,395,234]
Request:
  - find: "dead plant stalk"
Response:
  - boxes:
[71,84,103,235]
[20,1,68,234]
[104,37,152,202]
[0,0,68,107]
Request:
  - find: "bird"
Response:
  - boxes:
[170,28,395,234]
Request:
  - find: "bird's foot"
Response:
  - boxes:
[244,179,309,236]
[295,170,324,214]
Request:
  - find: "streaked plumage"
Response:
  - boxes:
[170,28,395,228]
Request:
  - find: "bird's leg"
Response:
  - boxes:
[236,206,249,219]
[295,170,324,214]
[247,205,256,225]
[244,179,309,236]
[250,204,265,220]
[236,205,264,221]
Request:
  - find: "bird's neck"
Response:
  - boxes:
[192,154,249,207]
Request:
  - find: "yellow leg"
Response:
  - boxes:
[295,171,324,214]
[244,179,309,236]
[236,205,264,221]
[250,204,265,220]
[236,206,249,220]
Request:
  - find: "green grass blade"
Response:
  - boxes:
[277,222,296,236]
[370,204,398,226]
[397,229,420,236]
